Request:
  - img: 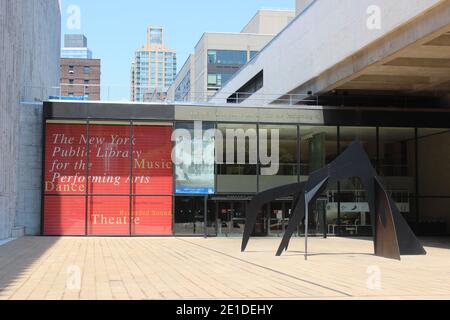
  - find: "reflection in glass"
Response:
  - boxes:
[335,127,377,236]
[216,202,247,236]
[300,126,338,177]
[217,123,258,176]
[417,129,450,232]
[174,197,205,235]
[259,125,298,176]
[379,128,416,222]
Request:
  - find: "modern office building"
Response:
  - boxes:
[41,101,450,237]
[61,34,93,59]
[6,0,450,241]
[212,0,450,107]
[38,0,450,239]
[0,0,61,239]
[130,27,177,102]
[60,34,101,101]
[167,9,295,103]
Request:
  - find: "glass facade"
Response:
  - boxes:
[131,27,177,102]
[133,50,177,102]
[43,118,450,238]
[207,50,255,90]
[416,129,450,235]
[61,48,93,59]
[208,50,247,65]
[149,28,163,45]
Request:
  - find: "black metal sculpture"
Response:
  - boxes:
[242,141,426,260]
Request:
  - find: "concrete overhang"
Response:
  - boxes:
[211,0,450,107]
[290,0,450,101]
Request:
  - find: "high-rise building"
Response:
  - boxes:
[130,27,177,102]
[60,34,101,100]
[61,34,93,59]
[167,9,295,103]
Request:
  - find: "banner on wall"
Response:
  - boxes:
[174,122,215,195]
[43,123,173,236]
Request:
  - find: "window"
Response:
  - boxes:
[83,66,91,74]
[379,128,417,222]
[417,129,450,229]
[149,28,163,45]
[216,123,258,193]
[84,80,90,85]
[300,126,338,176]
[208,73,234,87]
[217,123,258,176]
[259,125,298,177]
[68,65,75,75]
[68,79,74,85]
[208,74,220,86]
[208,50,247,65]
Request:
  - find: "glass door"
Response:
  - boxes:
[268,202,292,237]
[217,202,232,236]
[174,197,205,235]
[253,204,268,237]
[216,201,247,236]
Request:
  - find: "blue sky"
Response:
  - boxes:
[60,0,294,99]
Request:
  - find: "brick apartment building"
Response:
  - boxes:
[60,58,101,101]
[60,35,101,101]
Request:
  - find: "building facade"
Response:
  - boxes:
[60,34,101,101]
[0,0,61,239]
[212,0,450,106]
[61,34,93,59]
[60,58,101,101]
[167,9,295,103]
[130,27,177,102]
[41,101,450,238]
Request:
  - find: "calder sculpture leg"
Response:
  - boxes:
[242,141,426,261]
[242,183,305,252]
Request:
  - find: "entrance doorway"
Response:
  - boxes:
[174,197,205,235]
[216,201,247,236]
[268,201,293,237]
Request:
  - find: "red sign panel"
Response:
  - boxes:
[44,196,85,236]
[132,197,173,235]
[88,196,130,235]
[44,124,87,195]
[43,123,173,236]
[88,125,131,195]
[133,126,173,195]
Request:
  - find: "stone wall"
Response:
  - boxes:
[0,0,61,239]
